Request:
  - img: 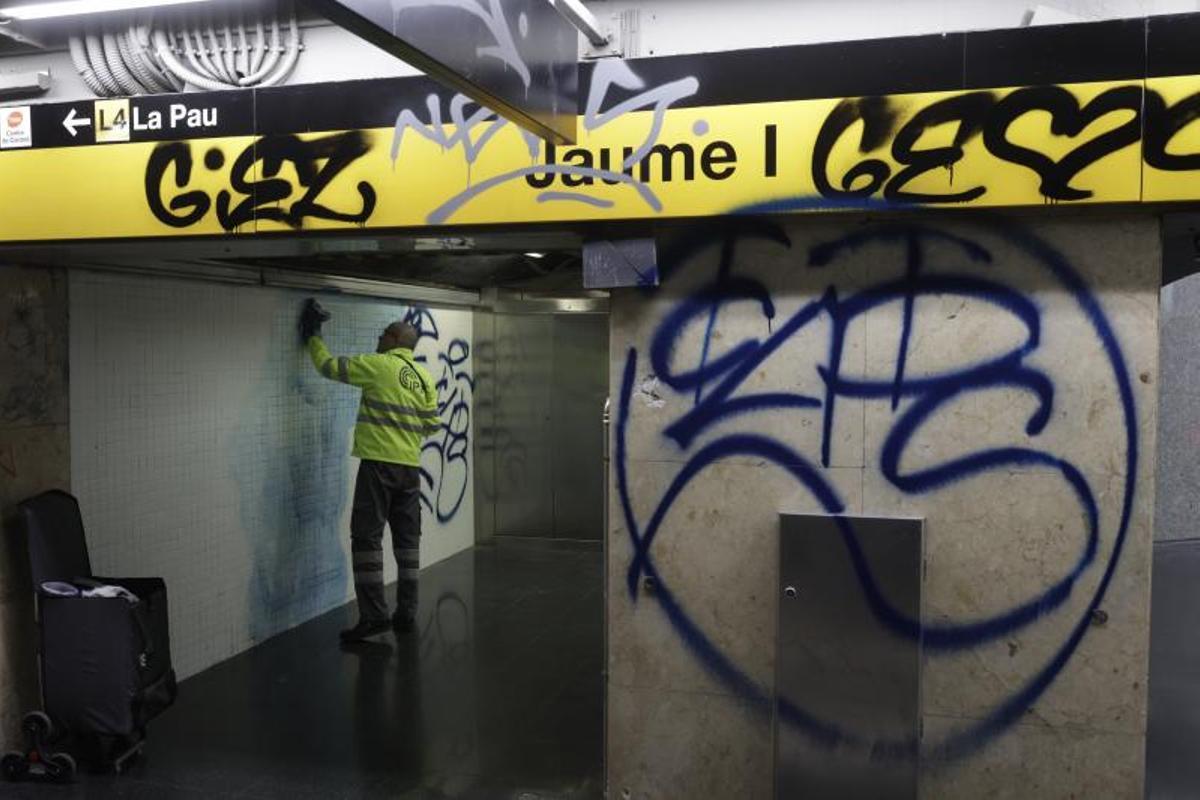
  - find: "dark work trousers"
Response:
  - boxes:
[350,460,422,624]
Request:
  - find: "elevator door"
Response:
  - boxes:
[494,313,607,540]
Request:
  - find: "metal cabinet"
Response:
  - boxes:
[777,514,923,799]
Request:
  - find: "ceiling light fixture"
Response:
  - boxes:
[261,270,482,307]
[0,0,210,21]
[524,252,546,259]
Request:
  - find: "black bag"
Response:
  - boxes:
[16,491,177,759]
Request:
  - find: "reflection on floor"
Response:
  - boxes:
[9,540,603,799]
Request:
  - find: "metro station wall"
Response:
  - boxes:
[0,265,70,750]
[69,272,474,679]
[607,213,1158,798]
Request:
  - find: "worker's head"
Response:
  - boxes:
[377,321,419,353]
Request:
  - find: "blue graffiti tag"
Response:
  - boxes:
[617,211,1138,759]
[405,306,473,523]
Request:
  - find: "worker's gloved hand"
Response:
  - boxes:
[299,298,332,342]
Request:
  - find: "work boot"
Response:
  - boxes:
[340,619,390,643]
[392,614,416,635]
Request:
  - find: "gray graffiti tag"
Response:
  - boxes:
[427,164,661,224]
[389,61,700,223]
[535,191,615,208]
[391,93,507,169]
[584,59,700,169]
[391,0,531,89]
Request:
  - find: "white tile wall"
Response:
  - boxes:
[69,272,474,679]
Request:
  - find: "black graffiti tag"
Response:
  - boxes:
[812,84,1158,204]
[982,85,1143,201]
[144,131,377,231]
[886,91,994,203]
[1144,89,1200,172]
[144,141,210,228]
[811,96,898,199]
[811,92,994,204]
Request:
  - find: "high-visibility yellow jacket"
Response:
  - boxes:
[308,336,441,467]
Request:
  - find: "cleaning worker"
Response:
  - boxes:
[299,298,441,642]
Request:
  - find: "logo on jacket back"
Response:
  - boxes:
[399,365,423,392]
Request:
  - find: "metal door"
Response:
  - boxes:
[549,314,607,540]
[492,313,607,540]
[494,313,554,537]
[777,514,923,799]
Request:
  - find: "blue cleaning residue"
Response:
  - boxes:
[230,294,472,643]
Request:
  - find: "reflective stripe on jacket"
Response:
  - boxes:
[308,336,440,466]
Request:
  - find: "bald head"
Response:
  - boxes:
[377,321,419,353]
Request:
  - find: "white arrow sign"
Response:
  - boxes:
[62,107,91,137]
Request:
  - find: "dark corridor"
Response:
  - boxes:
[6,542,603,799]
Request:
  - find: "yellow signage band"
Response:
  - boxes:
[1,76,1198,243]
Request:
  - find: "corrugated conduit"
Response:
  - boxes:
[67,3,301,97]
[67,35,108,96]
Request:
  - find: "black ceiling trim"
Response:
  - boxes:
[14,12,1200,151]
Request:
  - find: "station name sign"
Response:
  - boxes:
[1,15,1199,243]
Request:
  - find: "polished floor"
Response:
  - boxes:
[7,539,604,799]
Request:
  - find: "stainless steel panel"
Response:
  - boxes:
[306,0,579,144]
[777,514,922,800]
[550,314,608,540]
[472,310,497,545]
[1156,272,1200,543]
[494,313,554,537]
[583,238,659,289]
[1147,539,1200,798]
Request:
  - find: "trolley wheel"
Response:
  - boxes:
[112,737,144,775]
[21,711,53,743]
[46,752,76,784]
[1,751,29,782]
